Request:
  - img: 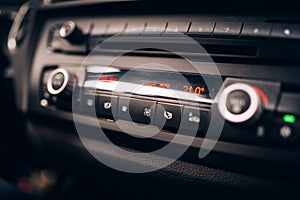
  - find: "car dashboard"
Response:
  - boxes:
[2,0,300,198]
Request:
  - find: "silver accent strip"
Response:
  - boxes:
[7,2,30,51]
[84,80,213,104]
[47,68,69,95]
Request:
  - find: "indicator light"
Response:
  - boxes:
[54,73,63,80]
[283,114,296,124]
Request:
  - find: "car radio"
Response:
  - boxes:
[25,14,300,167]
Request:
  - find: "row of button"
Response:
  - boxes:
[91,21,300,39]
[83,94,209,134]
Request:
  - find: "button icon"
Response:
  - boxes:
[224,27,230,33]
[280,125,292,138]
[226,90,251,115]
[253,28,259,34]
[86,98,94,107]
[256,126,265,137]
[121,105,128,113]
[283,28,291,36]
[164,111,173,120]
[188,112,200,123]
[143,108,151,117]
[104,102,112,110]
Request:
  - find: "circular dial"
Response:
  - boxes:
[46,68,74,96]
[218,83,263,123]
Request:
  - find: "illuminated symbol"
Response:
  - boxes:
[164,111,173,120]
[256,126,264,137]
[253,28,259,34]
[283,28,291,36]
[103,102,111,110]
[283,114,296,124]
[199,87,205,93]
[40,99,48,107]
[280,126,292,138]
[144,83,157,87]
[100,77,118,81]
[188,112,200,123]
[121,105,128,113]
[159,83,170,88]
[86,99,94,107]
[229,98,246,114]
[143,108,151,117]
[54,73,63,80]
[224,27,230,33]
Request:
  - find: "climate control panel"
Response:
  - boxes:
[36,65,300,147]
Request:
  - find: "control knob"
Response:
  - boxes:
[59,21,84,44]
[218,83,263,123]
[46,68,75,97]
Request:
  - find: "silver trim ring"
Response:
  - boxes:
[59,21,76,38]
[47,68,69,95]
[218,83,261,123]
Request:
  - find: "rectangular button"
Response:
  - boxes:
[144,22,167,33]
[189,22,216,35]
[124,22,145,34]
[188,22,215,35]
[82,95,96,114]
[91,23,107,35]
[118,97,156,124]
[130,98,157,124]
[181,106,210,136]
[106,22,125,35]
[269,113,300,144]
[213,22,242,36]
[271,24,300,39]
[277,93,300,115]
[165,22,190,33]
[241,22,271,37]
[97,94,118,119]
[155,102,183,131]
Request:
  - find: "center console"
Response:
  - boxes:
[8,0,300,194]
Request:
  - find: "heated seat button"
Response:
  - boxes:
[118,98,156,124]
[155,103,183,131]
[226,90,251,114]
[97,94,118,119]
[181,106,210,136]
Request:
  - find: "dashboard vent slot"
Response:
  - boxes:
[202,44,257,56]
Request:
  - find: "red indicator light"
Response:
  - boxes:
[253,86,269,104]
[100,77,118,81]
